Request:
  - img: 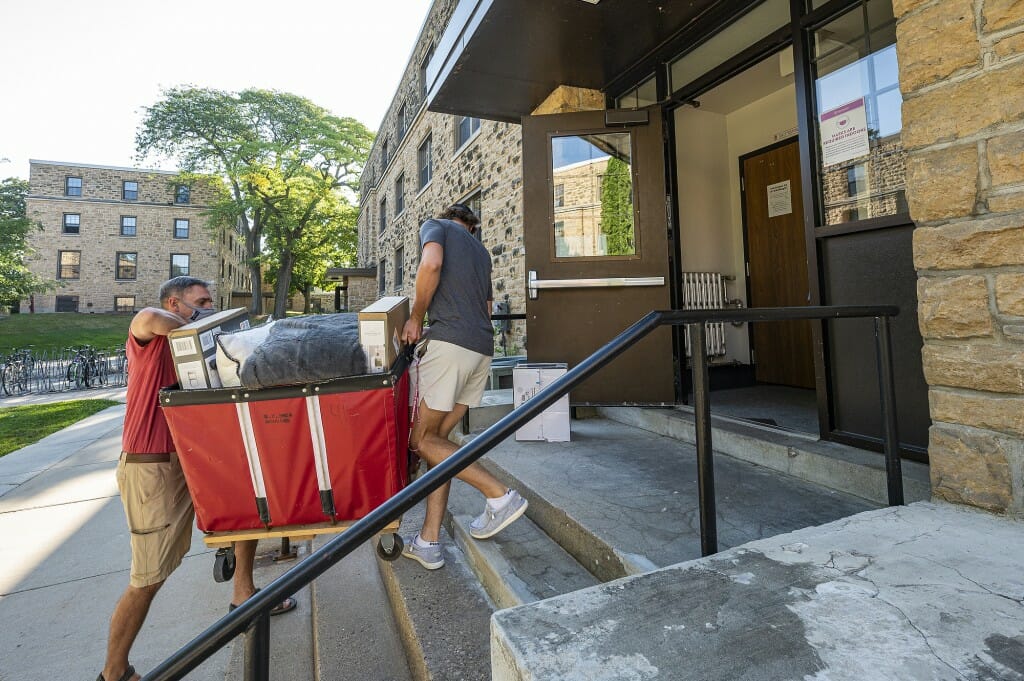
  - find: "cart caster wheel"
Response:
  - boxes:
[214,547,236,582]
[376,533,404,561]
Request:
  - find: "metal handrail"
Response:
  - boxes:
[142,304,901,681]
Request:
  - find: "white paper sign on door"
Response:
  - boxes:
[767,180,793,218]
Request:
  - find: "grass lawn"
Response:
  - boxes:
[0,399,121,457]
[0,313,132,354]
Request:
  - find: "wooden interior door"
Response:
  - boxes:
[742,139,814,389]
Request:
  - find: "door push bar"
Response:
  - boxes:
[528,270,665,299]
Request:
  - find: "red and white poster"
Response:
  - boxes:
[819,97,870,167]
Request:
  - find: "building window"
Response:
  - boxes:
[420,44,435,98]
[812,0,906,226]
[397,103,408,142]
[65,176,82,196]
[62,213,80,234]
[122,181,138,201]
[115,296,136,313]
[395,174,405,215]
[382,138,390,170]
[175,184,191,204]
[120,216,137,237]
[460,190,483,241]
[378,259,386,295]
[55,295,79,312]
[554,184,565,208]
[379,197,387,234]
[116,252,138,280]
[418,135,433,190]
[170,253,190,277]
[58,250,81,279]
[456,116,481,150]
[174,218,189,239]
[395,246,404,288]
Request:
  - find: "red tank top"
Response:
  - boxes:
[122,333,179,453]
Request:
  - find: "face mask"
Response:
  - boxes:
[181,302,217,322]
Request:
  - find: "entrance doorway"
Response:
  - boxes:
[673,49,818,434]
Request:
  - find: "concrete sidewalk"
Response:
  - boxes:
[0,400,303,680]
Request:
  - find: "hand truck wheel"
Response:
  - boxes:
[376,533,404,561]
[213,547,236,582]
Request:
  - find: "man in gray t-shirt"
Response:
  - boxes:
[399,203,527,570]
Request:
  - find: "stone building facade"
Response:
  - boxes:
[24,160,246,313]
[357,0,527,355]
[894,0,1024,514]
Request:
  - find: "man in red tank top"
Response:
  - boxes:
[99,277,295,681]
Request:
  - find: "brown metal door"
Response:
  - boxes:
[741,139,814,388]
[522,108,674,405]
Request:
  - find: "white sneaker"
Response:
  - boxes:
[470,491,528,539]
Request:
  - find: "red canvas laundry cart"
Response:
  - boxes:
[159,359,412,580]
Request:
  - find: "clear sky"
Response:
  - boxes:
[0,0,434,180]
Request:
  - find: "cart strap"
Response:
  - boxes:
[234,402,270,524]
[305,396,332,492]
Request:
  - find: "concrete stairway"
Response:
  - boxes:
[280,399,933,680]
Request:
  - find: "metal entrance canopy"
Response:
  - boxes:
[425,0,726,121]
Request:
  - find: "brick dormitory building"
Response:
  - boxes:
[359,0,1024,516]
[22,160,247,313]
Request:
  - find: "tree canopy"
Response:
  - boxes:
[0,177,53,308]
[136,87,373,317]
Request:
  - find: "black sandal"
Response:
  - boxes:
[96,664,135,681]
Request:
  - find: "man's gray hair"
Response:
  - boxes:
[159,276,210,304]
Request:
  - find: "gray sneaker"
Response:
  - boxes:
[470,490,528,539]
[402,535,445,570]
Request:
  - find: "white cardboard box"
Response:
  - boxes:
[167,308,250,389]
[513,362,570,442]
[359,297,409,372]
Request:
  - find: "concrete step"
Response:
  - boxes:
[444,479,600,610]
[311,538,413,681]
[598,406,931,505]
[377,503,495,681]
[464,417,883,580]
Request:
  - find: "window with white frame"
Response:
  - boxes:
[418,135,433,189]
[65,176,82,196]
[120,216,137,237]
[456,116,480,150]
[174,218,189,239]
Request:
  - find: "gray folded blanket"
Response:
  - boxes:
[239,314,367,389]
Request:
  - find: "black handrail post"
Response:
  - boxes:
[244,611,270,681]
[689,322,718,556]
[874,314,904,506]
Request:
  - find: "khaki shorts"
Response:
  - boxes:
[412,339,492,412]
[116,452,195,588]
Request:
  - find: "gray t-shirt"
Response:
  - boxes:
[419,218,493,356]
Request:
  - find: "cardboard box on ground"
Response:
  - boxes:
[514,363,570,442]
[359,297,409,373]
[168,308,250,389]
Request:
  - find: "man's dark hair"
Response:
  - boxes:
[159,276,210,304]
[440,203,480,227]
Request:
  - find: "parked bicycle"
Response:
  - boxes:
[1,348,35,396]
[66,345,107,390]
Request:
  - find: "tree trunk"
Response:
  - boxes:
[246,229,263,315]
[273,252,296,319]
[302,283,311,314]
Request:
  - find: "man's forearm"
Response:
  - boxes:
[411,265,441,321]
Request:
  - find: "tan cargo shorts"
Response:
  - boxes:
[116,452,195,588]
[412,339,492,412]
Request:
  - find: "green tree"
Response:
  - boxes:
[135,87,373,317]
[599,156,635,256]
[0,177,53,309]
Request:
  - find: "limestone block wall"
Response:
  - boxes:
[357,0,527,355]
[894,0,1024,514]
[24,161,240,313]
